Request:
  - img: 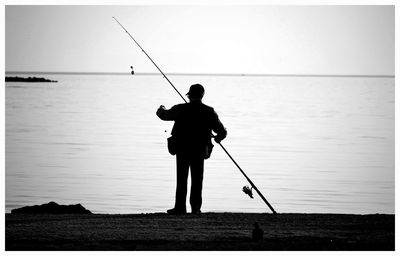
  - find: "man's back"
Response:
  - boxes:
[172,102,216,146]
[157,100,226,155]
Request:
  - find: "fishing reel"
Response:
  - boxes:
[243,185,254,199]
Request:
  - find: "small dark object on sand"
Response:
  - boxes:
[252,222,264,241]
[11,201,92,214]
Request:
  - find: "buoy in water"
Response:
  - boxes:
[130,66,134,75]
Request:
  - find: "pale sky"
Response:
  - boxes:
[5,5,394,75]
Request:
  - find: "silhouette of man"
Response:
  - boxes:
[156,84,227,214]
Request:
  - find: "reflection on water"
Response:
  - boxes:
[5,74,394,214]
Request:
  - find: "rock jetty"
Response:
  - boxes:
[5,76,57,83]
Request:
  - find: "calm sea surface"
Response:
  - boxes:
[5,74,394,214]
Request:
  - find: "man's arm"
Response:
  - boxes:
[211,109,227,143]
[156,105,179,121]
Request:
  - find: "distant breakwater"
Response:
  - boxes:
[5,76,57,83]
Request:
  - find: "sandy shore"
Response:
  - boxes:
[6,212,394,251]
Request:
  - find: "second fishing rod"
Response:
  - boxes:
[113,17,277,215]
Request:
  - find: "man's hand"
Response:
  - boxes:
[214,135,224,144]
[156,105,166,116]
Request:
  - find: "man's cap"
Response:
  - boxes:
[186,84,205,98]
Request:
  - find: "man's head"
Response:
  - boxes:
[186,84,205,101]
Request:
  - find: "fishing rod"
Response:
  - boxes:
[113,17,277,215]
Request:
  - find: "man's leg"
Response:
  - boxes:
[173,153,189,212]
[189,156,205,213]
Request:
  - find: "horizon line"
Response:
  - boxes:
[4,71,395,78]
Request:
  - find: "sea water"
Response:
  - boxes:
[5,74,394,214]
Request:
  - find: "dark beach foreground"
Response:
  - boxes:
[5,212,394,251]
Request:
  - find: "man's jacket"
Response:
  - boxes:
[157,101,227,155]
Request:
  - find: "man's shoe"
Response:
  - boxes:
[191,210,202,215]
[167,208,187,215]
